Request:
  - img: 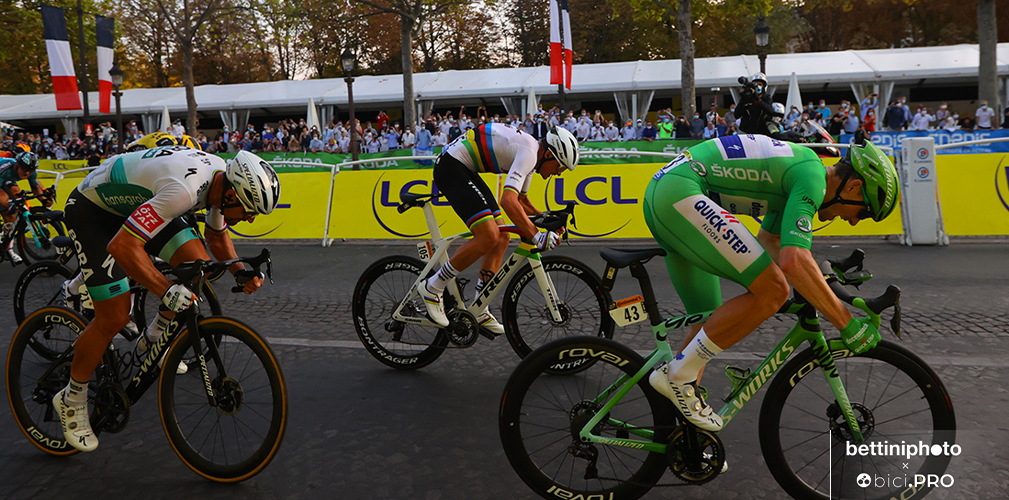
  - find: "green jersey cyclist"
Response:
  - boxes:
[644,134,899,432]
[418,123,579,333]
[0,152,53,264]
[54,146,281,452]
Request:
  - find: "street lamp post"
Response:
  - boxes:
[754,15,770,75]
[109,60,124,153]
[341,49,358,166]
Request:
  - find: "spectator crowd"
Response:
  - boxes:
[5,100,1008,162]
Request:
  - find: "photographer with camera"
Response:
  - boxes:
[736,73,782,137]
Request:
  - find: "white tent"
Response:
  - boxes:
[785,72,803,116]
[306,97,320,132]
[161,106,171,133]
[2,43,1007,123]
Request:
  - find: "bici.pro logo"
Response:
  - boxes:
[846,440,959,491]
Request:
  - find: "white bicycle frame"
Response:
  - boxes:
[391,200,566,328]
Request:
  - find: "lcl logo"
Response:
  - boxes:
[996,155,1009,213]
[543,176,639,237]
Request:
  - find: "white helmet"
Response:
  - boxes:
[544,125,579,171]
[226,150,281,215]
[750,72,767,85]
[772,102,785,115]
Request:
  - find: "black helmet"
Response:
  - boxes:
[14,151,39,171]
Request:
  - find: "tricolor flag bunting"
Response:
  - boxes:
[96,15,115,114]
[561,0,572,90]
[549,0,563,86]
[40,5,81,111]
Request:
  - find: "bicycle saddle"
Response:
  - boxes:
[51,236,73,249]
[400,192,435,204]
[38,210,64,222]
[599,247,667,269]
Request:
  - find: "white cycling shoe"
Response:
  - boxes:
[53,389,98,452]
[7,246,22,265]
[417,280,449,327]
[649,365,723,432]
[477,310,504,335]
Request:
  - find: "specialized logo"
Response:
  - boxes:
[673,195,761,273]
[653,152,691,180]
[796,216,812,233]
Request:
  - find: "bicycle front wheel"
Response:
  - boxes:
[353,255,449,370]
[6,307,88,456]
[18,217,63,263]
[502,256,614,359]
[13,260,74,324]
[500,337,674,500]
[759,339,956,500]
[159,316,287,482]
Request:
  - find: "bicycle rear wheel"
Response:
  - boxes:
[6,307,88,456]
[13,261,74,324]
[159,316,287,482]
[502,256,614,360]
[500,337,674,500]
[353,255,449,370]
[759,340,956,500]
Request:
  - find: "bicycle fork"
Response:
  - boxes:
[804,320,866,443]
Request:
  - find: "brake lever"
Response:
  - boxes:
[890,302,902,339]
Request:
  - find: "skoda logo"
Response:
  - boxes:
[857,473,872,488]
[690,161,707,177]
[917,166,929,179]
[796,216,812,233]
[916,148,929,160]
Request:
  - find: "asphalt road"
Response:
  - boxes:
[0,239,1006,500]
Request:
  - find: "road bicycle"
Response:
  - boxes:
[0,187,65,265]
[353,191,613,370]
[499,248,956,500]
[6,249,287,482]
[12,212,222,326]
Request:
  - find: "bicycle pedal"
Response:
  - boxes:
[477,328,499,341]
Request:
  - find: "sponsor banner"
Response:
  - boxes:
[332,161,905,240]
[840,129,1009,154]
[939,153,1009,235]
[216,149,446,173]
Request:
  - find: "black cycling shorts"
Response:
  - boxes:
[433,154,501,230]
[64,189,200,301]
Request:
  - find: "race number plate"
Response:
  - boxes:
[609,295,647,326]
[416,241,433,261]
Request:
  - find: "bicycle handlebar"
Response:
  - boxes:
[818,252,902,336]
[172,248,273,294]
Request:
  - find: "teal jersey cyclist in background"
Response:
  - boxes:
[643,134,900,432]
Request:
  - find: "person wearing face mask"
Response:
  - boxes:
[899,97,912,125]
[935,103,950,124]
[675,115,691,139]
[658,115,676,140]
[859,94,878,121]
[736,73,780,136]
[976,101,996,130]
[942,112,958,132]
[689,112,705,139]
[723,104,737,126]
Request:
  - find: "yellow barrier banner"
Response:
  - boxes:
[937,153,1009,235]
[328,161,905,240]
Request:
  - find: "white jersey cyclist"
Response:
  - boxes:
[444,123,540,203]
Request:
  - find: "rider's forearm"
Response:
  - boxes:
[205,228,244,275]
[756,229,782,263]
[779,246,853,329]
[108,229,174,297]
[500,192,537,239]
[517,194,539,216]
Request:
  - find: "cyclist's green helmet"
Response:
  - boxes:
[848,141,900,221]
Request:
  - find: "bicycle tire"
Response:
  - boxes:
[500,337,675,500]
[353,255,449,370]
[13,260,74,324]
[17,218,63,263]
[6,306,88,456]
[759,339,956,500]
[502,256,614,360]
[159,316,287,482]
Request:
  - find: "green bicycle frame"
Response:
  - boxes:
[576,297,865,455]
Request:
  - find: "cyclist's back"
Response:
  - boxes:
[444,123,540,193]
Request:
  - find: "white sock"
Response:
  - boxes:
[66,273,85,296]
[474,278,487,301]
[426,261,459,293]
[666,328,723,384]
[64,377,88,406]
[144,313,171,343]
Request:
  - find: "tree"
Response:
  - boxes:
[152,0,231,135]
[114,3,179,88]
[978,0,999,126]
[502,0,549,67]
[350,0,470,129]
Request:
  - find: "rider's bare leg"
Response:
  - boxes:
[474,220,510,294]
[70,293,132,382]
[668,264,789,384]
[426,218,502,294]
[145,238,212,331]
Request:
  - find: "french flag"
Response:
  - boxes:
[549,0,562,86]
[41,6,81,111]
[96,15,114,114]
[561,0,572,90]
